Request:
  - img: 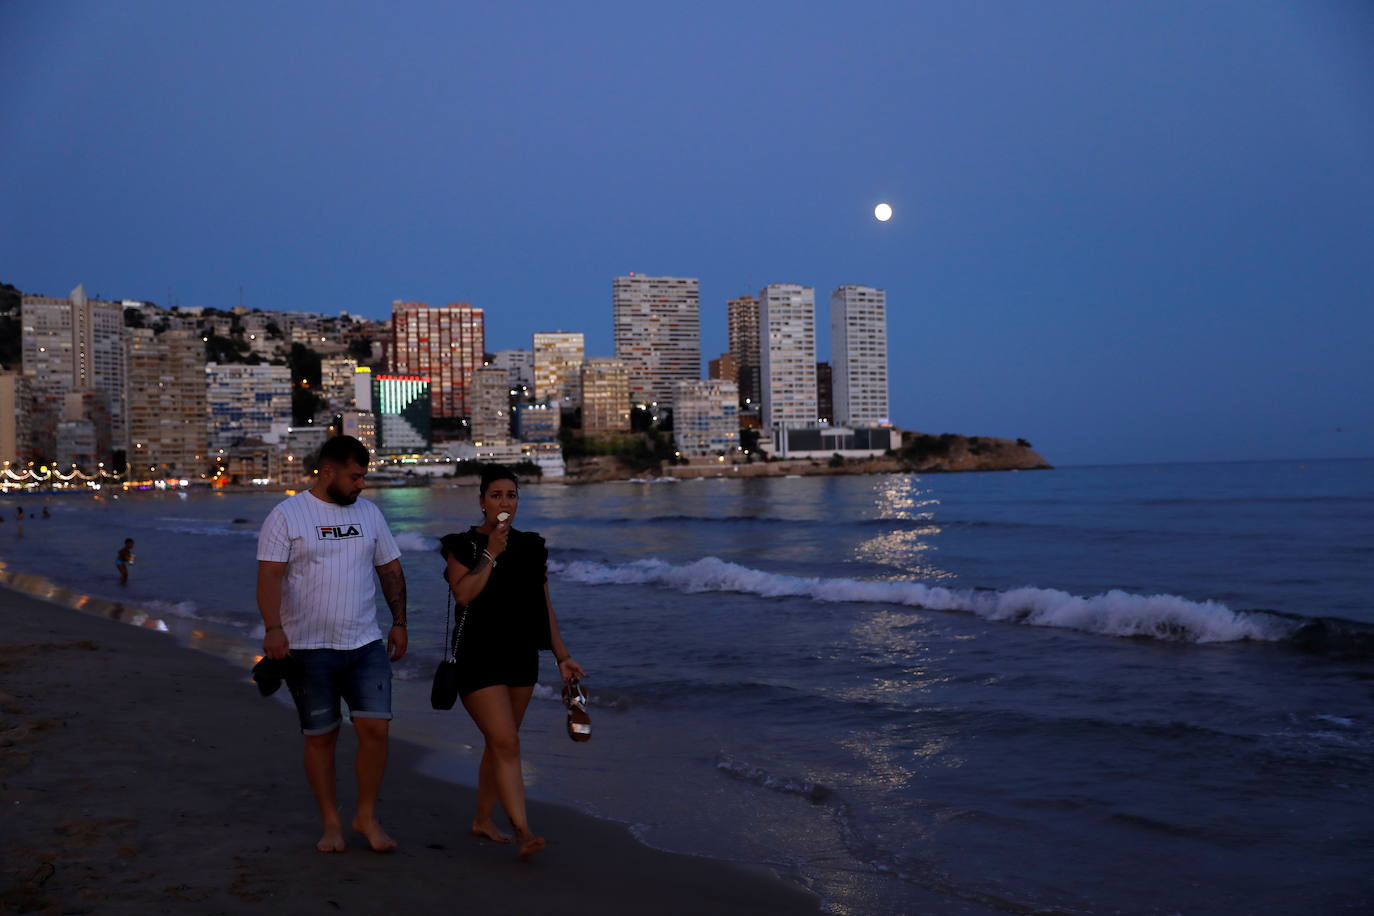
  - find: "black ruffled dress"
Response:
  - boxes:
[438,527,552,697]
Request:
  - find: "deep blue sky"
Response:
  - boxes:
[3,1,1371,465]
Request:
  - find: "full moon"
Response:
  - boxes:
[874,202,893,222]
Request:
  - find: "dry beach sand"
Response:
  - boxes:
[0,587,817,914]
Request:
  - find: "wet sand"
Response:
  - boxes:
[0,588,818,914]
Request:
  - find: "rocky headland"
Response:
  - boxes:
[562,432,1051,484]
[892,431,1052,472]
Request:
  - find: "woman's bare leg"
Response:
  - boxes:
[471,746,510,842]
[463,684,542,856]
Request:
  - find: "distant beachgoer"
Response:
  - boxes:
[438,464,586,860]
[116,539,135,584]
[41,506,50,519]
[256,435,408,854]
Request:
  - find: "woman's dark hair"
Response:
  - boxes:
[479,464,519,497]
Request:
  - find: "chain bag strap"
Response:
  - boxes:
[431,568,469,710]
[445,589,470,663]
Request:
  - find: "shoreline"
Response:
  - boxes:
[0,579,819,914]
[47,458,1048,496]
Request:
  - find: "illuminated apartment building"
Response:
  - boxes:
[390,301,484,419]
[673,379,739,458]
[581,358,631,435]
[21,284,129,459]
[0,372,33,464]
[830,285,889,425]
[758,284,817,429]
[470,366,513,444]
[727,295,761,407]
[612,275,700,409]
[373,374,432,454]
[206,363,292,452]
[56,418,99,470]
[708,352,737,385]
[127,329,209,476]
[532,332,584,408]
[490,348,534,395]
[513,402,560,442]
[320,356,359,408]
[337,409,377,456]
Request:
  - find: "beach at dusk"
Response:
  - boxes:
[0,582,816,915]
[4,2,1372,913]
[2,465,1372,913]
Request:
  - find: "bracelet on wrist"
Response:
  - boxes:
[391,621,407,628]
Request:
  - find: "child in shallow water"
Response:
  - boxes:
[116,538,135,584]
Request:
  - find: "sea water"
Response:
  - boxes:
[2,459,1371,914]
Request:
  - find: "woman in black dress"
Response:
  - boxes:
[439,465,585,858]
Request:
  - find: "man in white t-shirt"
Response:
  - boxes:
[256,435,409,853]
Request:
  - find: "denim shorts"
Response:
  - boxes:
[284,640,392,735]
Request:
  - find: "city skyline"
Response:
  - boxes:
[3,2,1371,465]
[4,276,897,473]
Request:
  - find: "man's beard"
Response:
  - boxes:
[327,483,359,505]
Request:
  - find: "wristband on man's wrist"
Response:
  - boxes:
[391,621,407,628]
[265,625,283,633]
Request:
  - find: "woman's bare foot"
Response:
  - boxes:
[316,823,346,853]
[515,830,546,860]
[470,820,512,844]
[351,815,397,853]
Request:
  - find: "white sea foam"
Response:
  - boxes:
[549,556,1293,644]
[394,531,438,552]
[1313,714,1356,728]
[153,520,258,537]
[390,658,433,681]
[716,754,832,803]
[530,681,621,708]
[141,598,204,619]
[141,599,253,632]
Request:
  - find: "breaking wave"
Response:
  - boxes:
[549,556,1299,645]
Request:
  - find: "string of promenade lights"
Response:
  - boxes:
[1,460,132,491]
[3,451,544,491]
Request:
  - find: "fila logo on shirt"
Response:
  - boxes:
[317,524,364,540]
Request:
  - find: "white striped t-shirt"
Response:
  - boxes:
[256,490,402,650]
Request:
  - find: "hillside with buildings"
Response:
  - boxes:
[0,277,1048,489]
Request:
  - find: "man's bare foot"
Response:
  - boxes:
[316,824,346,853]
[351,815,397,853]
[470,820,512,844]
[515,830,546,860]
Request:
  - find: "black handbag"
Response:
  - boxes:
[430,590,469,710]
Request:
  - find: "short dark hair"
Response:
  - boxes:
[318,435,370,469]
[479,463,518,497]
